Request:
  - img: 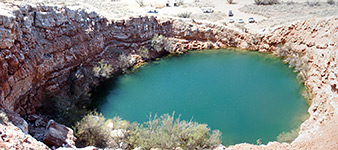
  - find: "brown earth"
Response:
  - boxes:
[0,2,337,150]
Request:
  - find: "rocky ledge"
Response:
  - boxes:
[0,2,337,150]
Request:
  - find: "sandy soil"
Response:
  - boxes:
[8,0,338,33]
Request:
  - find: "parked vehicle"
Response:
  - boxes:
[147,9,158,13]
[228,10,233,17]
[229,18,234,23]
[238,18,244,23]
[202,7,214,13]
[248,17,255,23]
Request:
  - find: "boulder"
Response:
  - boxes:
[43,120,76,148]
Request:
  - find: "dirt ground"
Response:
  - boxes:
[8,0,338,33]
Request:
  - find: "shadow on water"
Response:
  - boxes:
[90,75,120,109]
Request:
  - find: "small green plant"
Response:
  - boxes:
[277,128,300,143]
[177,12,192,18]
[138,46,149,58]
[151,34,174,53]
[254,0,280,5]
[0,112,8,124]
[93,59,114,78]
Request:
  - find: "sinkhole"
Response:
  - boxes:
[92,49,309,145]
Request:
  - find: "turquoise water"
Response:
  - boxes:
[96,49,309,145]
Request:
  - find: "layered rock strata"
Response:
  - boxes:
[0,2,337,150]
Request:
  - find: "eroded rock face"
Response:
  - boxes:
[43,120,76,148]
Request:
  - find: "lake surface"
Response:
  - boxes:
[95,49,309,145]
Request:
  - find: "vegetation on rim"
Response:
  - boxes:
[177,12,192,18]
[93,59,114,78]
[151,34,175,53]
[74,111,222,149]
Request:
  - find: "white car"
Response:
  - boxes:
[248,17,255,23]
[229,18,234,23]
[238,18,244,23]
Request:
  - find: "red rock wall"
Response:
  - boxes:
[0,5,174,115]
[0,4,256,116]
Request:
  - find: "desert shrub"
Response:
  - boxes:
[118,54,134,70]
[277,128,299,143]
[151,34,174,53]
[327,0,335,5]
[254,0,280,5]
[177,0,185,6]
[93,59,113,78]
[0,112,8,124]
[138,46,149,58]
[306,0,321,6]
[135,0,144,7]
[227,0,234,4]
[177,12,192,18]
[126,113,222,149]
[75,112,221,149]
[74,112,111,148]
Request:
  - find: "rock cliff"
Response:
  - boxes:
[0,2,337,150]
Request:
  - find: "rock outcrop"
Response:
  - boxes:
[43,120,76,148]
[0,2,337,150]
[0,110,49,149]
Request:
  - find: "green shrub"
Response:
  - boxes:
[74,112,112,148]
[151,34,174,53]
[138,46,149,58]
[254,0,279,5]
[74,112,222,149]
[277,128,300,143]
[126,113,222,149]
[177,12,192,18]
[118,54,134,70]
[177,0,185,6]
[93,59,113,78]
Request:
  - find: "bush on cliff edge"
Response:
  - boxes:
[73,111,222,149]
